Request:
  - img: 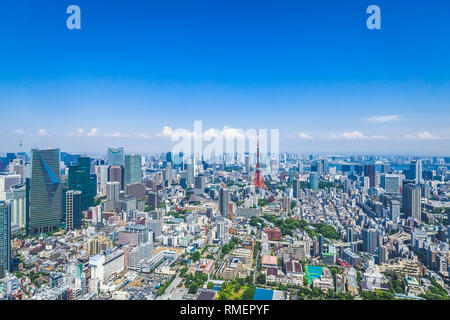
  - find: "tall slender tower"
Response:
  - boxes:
[253,138,266,189]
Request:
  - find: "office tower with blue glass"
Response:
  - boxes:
[124,154,141,185]
[68,157,96,211]
[107,147,125,167]
[309,172,319,190]
[29,149,62,235]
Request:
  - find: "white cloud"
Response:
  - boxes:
[104,132,124,138]
[156,126,194,140]
[331,131,368,139]
[87,128,100,137]
[69,128,85,137]
[157,126,175,138]
[296,132,313,140]
[404,131,445,140]
[14,129,24,134]
[38,129,50,136]
[363,115,400,123]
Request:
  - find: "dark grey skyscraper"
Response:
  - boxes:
[403,184,421,222]
[362,228,378,255]
[65,190,82,231]
[0,201,11,279]
[218,186,229,217]
[29,149,62,235]
[293,178,301,199]
[109,165,124,190]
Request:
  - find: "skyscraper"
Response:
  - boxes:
[109,165,124,190]
[218,186,230,217]
[68,157,96,211]
[107,147,125,167]
[164,161,172,186]
[65,190,82,231]
[194,175,206,195]
[124,154,141,185]
[147,191,159,209]
[364,164,376,188]
[293,178,301,199]
[186,163,194,186]
[0,201,11,279]
[309,172,319,190]
[29,149,62,235]
[362,228,378,255]
[106,181,120,211]
[410,160,423,184]
[403,184,421,222]
[389,200,401,223]
[384,174,401,194]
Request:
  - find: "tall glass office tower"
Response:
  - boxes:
[68,157,96,211]
[309,172,319,190]
[107,147,125,167]
[0,201,11,279]
[29,149,62,235]
[124,154,141,185]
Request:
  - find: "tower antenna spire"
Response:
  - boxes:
[253,133,266,189]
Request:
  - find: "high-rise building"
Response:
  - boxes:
[362,228,378,255]
[94,165,109,196]
[389,200,401,223]
[194,175,206,195]
[68,157,96,211]
[298,160,304,174]
[384,174,401,194]
[106,181,120,212]
[410,160,423,184]
[0,201,11,279]
[403,184,421,222]
[124,154,141,185]
[321,159,329,174]
[3,183,27,229]
[29,149,62,235]
[186,163,194,186]
[309,172,319,190]
[218,187,230,217]
[164,161,172,186]
[0,173,21,194]
[293,179,301,199]
[364,164,376,188]
[165,152,173,164]
[66,190,82,231]
[147,191,159,209]
[107,147,125,167]
[318,234,324,254]
[108,165,123,190]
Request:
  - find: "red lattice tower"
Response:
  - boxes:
[253,139,266,189]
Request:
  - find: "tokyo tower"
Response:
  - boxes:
[253,137,266,189]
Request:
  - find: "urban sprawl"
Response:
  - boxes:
[0,146,449,301]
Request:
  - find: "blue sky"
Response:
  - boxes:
[0,0,449,154]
